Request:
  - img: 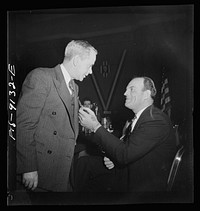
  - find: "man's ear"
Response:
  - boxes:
[72,55,80,67]
[144,90,151,99]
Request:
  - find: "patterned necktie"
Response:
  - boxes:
[69,80,75,118]
[69,79,75,98]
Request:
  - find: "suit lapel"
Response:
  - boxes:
[52,65,75,133]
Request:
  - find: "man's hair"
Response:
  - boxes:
[82,97,92,104]
[142,77,157,99]
[64,40,98,61]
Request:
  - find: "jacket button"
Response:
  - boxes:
[52,111,56,115]
[47,150,52,154]
[53,131,57,135]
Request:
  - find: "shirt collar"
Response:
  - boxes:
[60,63,72,85]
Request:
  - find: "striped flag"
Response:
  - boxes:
[160,72,171,117]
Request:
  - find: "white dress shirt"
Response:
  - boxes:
[60,63,72,95]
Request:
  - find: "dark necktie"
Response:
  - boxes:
[122,116,137,142]
[69,79,75,98]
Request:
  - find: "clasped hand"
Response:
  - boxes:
[79,107,100,131]
[23,171,38,191]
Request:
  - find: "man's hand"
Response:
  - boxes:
[23,171,38,191]
[104,156,115,169]
[79,107,101,132]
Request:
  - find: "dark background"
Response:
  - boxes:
[7,5,193,202]
[8,5,193,128]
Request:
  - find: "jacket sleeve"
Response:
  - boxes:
[16,69,49,174]
[94,115,170,165]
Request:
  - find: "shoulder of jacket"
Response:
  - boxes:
[141,105,162,121]
[28,67,56,79]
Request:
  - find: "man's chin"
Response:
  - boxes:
[79,77,84,81]
[81,75,88,81]
[125,101,130,109]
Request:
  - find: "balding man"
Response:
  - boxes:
[79,77,177,192]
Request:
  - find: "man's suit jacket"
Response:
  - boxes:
[93,105,177,192]
[16,64,79,191]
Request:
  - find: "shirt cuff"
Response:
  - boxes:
[93,124,102,133]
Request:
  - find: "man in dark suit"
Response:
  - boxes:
[79,76,177,192]
[16,40,97,192]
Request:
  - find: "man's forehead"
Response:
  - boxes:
[87,52,96,64]
[84,100,91,104]
[90,50,97,59]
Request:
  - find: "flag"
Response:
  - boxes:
[160,72,171,117]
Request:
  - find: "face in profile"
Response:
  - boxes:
[75,50,97,81]
[124,78,146,112]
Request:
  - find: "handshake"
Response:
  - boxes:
[79,107,101,132]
